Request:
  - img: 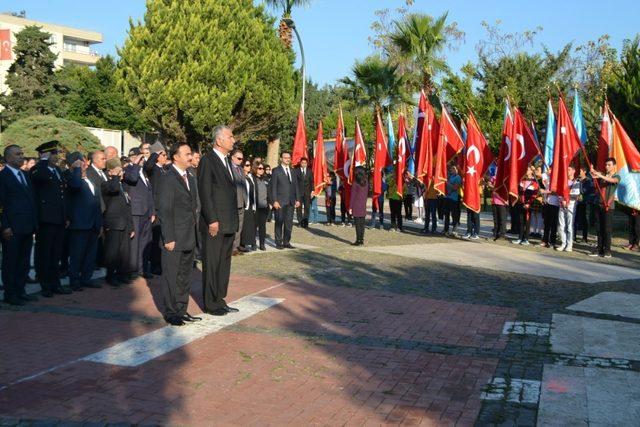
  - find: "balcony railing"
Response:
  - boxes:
[63,43,99,56]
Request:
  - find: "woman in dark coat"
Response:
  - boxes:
[349,166,369,246]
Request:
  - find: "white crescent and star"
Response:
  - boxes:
[467,145,480,166]
[516,134,526,160]
[504,138,512,161]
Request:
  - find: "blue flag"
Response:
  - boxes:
[572,89,587,145]
[544,100,555,171]
[386,111,396,173]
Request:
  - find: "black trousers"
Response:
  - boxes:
[354,216,366,243]
[161,247,195,319]
[389,199,403,230]
[151,223,162,274]
[60,229,70,272]
[574,201,588,241]
[130,215,153,275]
[516,204,531,241]
[543,204,559,245]
[437,196,445,220]
[241,209,256,248]
[596,206,613,255]
[255,208,268,247]
[444,199,461,232]
[403,195,414,219]
[492,204,507,238]
[509,205,521,235]
[296,196,311,226]
[326,199,336,224]
[628,213,640,245]
[425,199,438,232]
[1,233,32,300]
[466,210,480,236]
[274,204,294,245]
[202,231,234,311]
[35,223,65,291]
[68,229,99,287]
[104,228,131,280]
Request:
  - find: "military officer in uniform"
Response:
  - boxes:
[30,140,72,297]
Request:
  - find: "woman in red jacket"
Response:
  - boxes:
[512,167,539,246]
[349,166,369,246]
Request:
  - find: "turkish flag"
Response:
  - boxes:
[333,107,348,181]
[348,119,367,184]
[597,104,613,171]
[312,122,328,197]
[433,106,464,195]
[396,114,409,196]
[463,112,494,212]
[508,108,542,202]
[413,90,427,175]
[292,106,308,167]
[373,112,389,199]
[416,98,439,189]
[550,97,582,202]
[0,30,11,61]
[494,103,515,202]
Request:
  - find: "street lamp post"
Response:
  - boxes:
[284,18,306,111]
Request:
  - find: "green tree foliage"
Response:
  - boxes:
[608,36,640,142]
[56,56,149,133]
[117,0,297,145]
[1,26,60,125]
[0,115,103,156]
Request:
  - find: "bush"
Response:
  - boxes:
[0,115,103,156]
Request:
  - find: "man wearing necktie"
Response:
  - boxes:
[30,140,73,297]
[295,157,314,229]
[0,145,38,305]
[268,151,300,249]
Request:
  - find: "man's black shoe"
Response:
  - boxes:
[52,287,72,295]
[182,313,203,322]
[20,293,38,302]
[259,245,266,251]
[82,281,102,289]
[70,285,84,292]
[224,305,239,313]
[106,277,121,287]
[41,289,54,298]
[166,316,185,326]
[207,308,228,316]
[4,297,26,306]
[284,244,295,249]
[276,245,284,250]
[238,246,250,253]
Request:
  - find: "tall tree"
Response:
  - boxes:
[117,0,297,145]
[264,0,312,49]
[609,36,640,142]
[1,25,60,125]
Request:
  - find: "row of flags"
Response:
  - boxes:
[290,89,640,213]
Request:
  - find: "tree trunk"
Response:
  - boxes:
[267,136,280,168]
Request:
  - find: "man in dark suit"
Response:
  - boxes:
[124,148,155,279]
[295,157,314,228]
[0,145,38,305]
[64,152,103,291]
[197,125,239,316]
[102,158,135,286]
[86,150,108,267]
[269,151,300,249]
[157,142,201,326]
[30,140,72,297]
[229,148,247,255]
[144,141,168,275]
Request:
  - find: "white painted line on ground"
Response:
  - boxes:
[81,295,284,367]
[502,321,551,336]
[481,377,541,404]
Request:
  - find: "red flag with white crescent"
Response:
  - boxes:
[0,30,11,61]
[312,122,328,197]
[550,97,582,202]
[291,106,308,167]
[396,114,408,196]
[373,112,389,199]
[348,119,367,184]
[508,108,542,202]
[433,106,464,195]
[597,104,612,171]
[463,112,494,212]
[417,97,439,189]
[333,107,347,181]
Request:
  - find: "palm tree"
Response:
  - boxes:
[390,12,449,92]
[264,0,312,49]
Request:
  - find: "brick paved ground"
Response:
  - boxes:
[1,218,640,426]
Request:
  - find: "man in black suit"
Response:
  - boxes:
[0,145,38,305]
[30,140,73,297]
[157,142,201,326]
[144,141,168,275]
[102,158,135,286]
[197,125,239,316]
[269,151,300,249]
[124,148,155,279]
[295,157,314,228]
[64,152,103,291]
[86,150,108,267]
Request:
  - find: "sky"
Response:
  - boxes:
[8,0,640,86]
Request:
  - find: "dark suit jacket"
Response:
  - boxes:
[0,166,37,235]
[157,166,200,251]
[123,164,155,217]
[295,167,314,201]
[197,150,238,235]
[143,153,167,196]
[101,177,134,232]
[231,163,247,209]
[269,165,300,206]
[30,159,66,225]
[86,164,108,212]
[65,167,102,231]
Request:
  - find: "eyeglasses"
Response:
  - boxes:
[235,156,244,161]
[244,163,251,167]
[257,167,264,170]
